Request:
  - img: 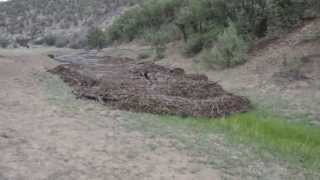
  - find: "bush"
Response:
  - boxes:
[201,22,248,69]
[16,37,30,48]
[55,36,69,48]
[48,54,55,59]
[68,32,88,49]
[87,27,107,49]
[268,0,306,32]
[107,0,320,60]
[108,0,183,42]
[43,34,57,46]
[183,28,222,56]
[0,36,10,48]
[137,52,151,60]
[183,34,205,56]
[143,29,171,60]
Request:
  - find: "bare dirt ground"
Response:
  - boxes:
[0,48,317,180]
[0,48,225,180]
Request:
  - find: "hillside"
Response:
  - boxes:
[0,0,140,48]
[97,18,320,122]
[0,0,320,179]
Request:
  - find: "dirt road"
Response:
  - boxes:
[0,48,311,180]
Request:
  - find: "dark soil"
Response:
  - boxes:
[49,55,250,118]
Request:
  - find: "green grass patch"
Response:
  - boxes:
[158,112,320,170]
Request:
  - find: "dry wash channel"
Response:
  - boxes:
[49,54,250,118]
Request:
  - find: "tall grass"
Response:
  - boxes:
[158,112,320,170]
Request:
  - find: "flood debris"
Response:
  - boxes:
[49,55,250,118]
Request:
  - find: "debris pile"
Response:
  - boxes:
[50,56,250,118]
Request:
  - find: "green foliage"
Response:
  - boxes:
[109,0,320,41]
[107,7,142,42]
[55,36,69,48]
[0,35,10,48]
[143,28,174,59]
[216,113,320,169]
[47,54,55,59]
[158,111,320,170]
[16,37,30,48]
[108,0,183,42]
[42,34,69,48]
[87,27,107,49]
[107,0,320,63]
[137,52,151,60]
[43,34,57,46]
[269,0,305,32]
[183,28,222,56]
[201,22,247,69]
[68,32,88,49]
[183,34,205,56]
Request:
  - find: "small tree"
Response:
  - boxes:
[87,27,107,50]
[201,21,248,69]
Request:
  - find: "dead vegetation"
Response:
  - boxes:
[49,56,250,118]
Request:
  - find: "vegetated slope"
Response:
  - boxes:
[107,0,320,69]
[200,18,320,122]
[96,17,320,122]
[0,0,141,48]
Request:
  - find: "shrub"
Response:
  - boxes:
[68,32,88,49]
[0,36,10,48]
[143,29,171,60]
[43,34,57,46]
[87,27,107,49]
[268,0,306,32]
[107,6,142,42]
[201,21,248,69]
[16,37,30,48]
[183,27,222,56]
[137,52,151,60]
[107,0,320,59]
[183,34,205,56]
[55,36,69,48]
[48,54,55,59]
[108,0,183,42]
